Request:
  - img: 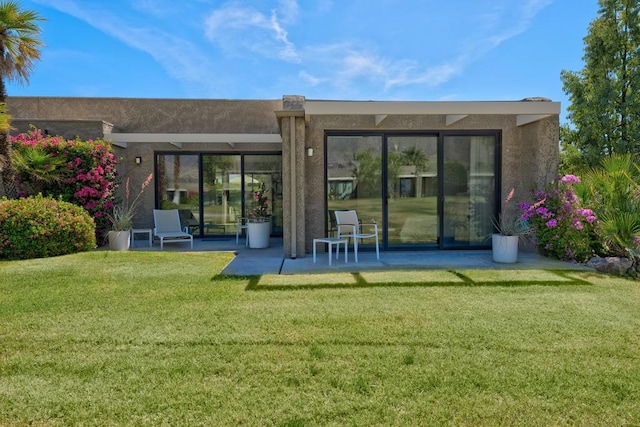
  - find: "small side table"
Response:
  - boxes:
[131,228,153,247]
[313,237,348,266]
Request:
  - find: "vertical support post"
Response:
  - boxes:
[276,96,306,258]
[289,116,297,259]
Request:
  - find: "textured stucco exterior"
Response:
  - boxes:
[301,110,559,255]
[7,95,559,257]
[7,97,283,231]
[8,97,282,134]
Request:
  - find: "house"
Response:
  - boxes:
[7,95,560,258]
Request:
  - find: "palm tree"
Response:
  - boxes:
[0,1,44,198]
[12,144,65,195]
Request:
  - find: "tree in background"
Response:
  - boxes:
[0,1,44,198]
[560,0,640,171]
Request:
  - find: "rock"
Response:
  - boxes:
[587,256,634,276]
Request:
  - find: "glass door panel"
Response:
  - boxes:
[386,136,438,247]
[327,136,383,245]
[202,155,242,235]
[442,135,496,248]
[156,154,201,234]
[244,155,283,236]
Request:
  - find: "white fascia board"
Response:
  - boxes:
[103,133,282,144]
[304,100,561,118]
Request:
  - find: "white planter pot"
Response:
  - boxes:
[247,221,270,249]
[492,234,518,263]
[108,230,131,251]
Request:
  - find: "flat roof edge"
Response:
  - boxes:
[303,100,561,116]
[104,133,283,144]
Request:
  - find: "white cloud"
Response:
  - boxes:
[204,3,299,63]
[300,0,553,93]
[131,0,174,17]
[277,0,299,24]
[29,0,553,99]
[298,71,323,86]
[270,10,298,62]
[32,0,220,94]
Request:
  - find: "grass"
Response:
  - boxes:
[1,251,640,426]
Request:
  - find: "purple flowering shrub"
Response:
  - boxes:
[10,128,118,245]
[519,174,602,263]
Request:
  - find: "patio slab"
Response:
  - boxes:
[279,248,592,275]
[126,236,593,276]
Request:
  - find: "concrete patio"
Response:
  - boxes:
[127,235,593,276]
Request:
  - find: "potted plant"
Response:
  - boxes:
[106,173,152,251]
[491,189,524,263]
[247,182,271,248]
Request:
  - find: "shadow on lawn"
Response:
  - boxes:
[239,270,594,291]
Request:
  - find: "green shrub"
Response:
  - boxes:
[0,195,96,260]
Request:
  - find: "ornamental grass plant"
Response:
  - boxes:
[492,188,527,236]
[106,173,152,232]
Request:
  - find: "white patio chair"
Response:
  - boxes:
[334,210,380,262]
[153,209,194,250]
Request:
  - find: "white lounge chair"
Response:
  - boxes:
[153,209,194,250]
[334,210,380,262]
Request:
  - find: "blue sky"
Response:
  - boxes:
[7,0,599,123]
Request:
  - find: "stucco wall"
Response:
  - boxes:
[303,113,560,254]
[7,97,282,134]
[6,96,559,255]
[6,96,284,233]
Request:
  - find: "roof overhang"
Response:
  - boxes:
[104,133,282,149]
[302,100,560,127]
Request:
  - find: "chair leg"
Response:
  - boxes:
[354,238,359,263]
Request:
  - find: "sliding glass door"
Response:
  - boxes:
[156,153,282,237]
[326,132,499,250]
[441,135,496,248]
[201,155,242,235]
[326,135,383,245]
[386,136,438,247]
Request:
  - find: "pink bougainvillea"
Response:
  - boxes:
[10,128,118,245]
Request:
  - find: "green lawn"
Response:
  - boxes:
[1,252,639,426]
